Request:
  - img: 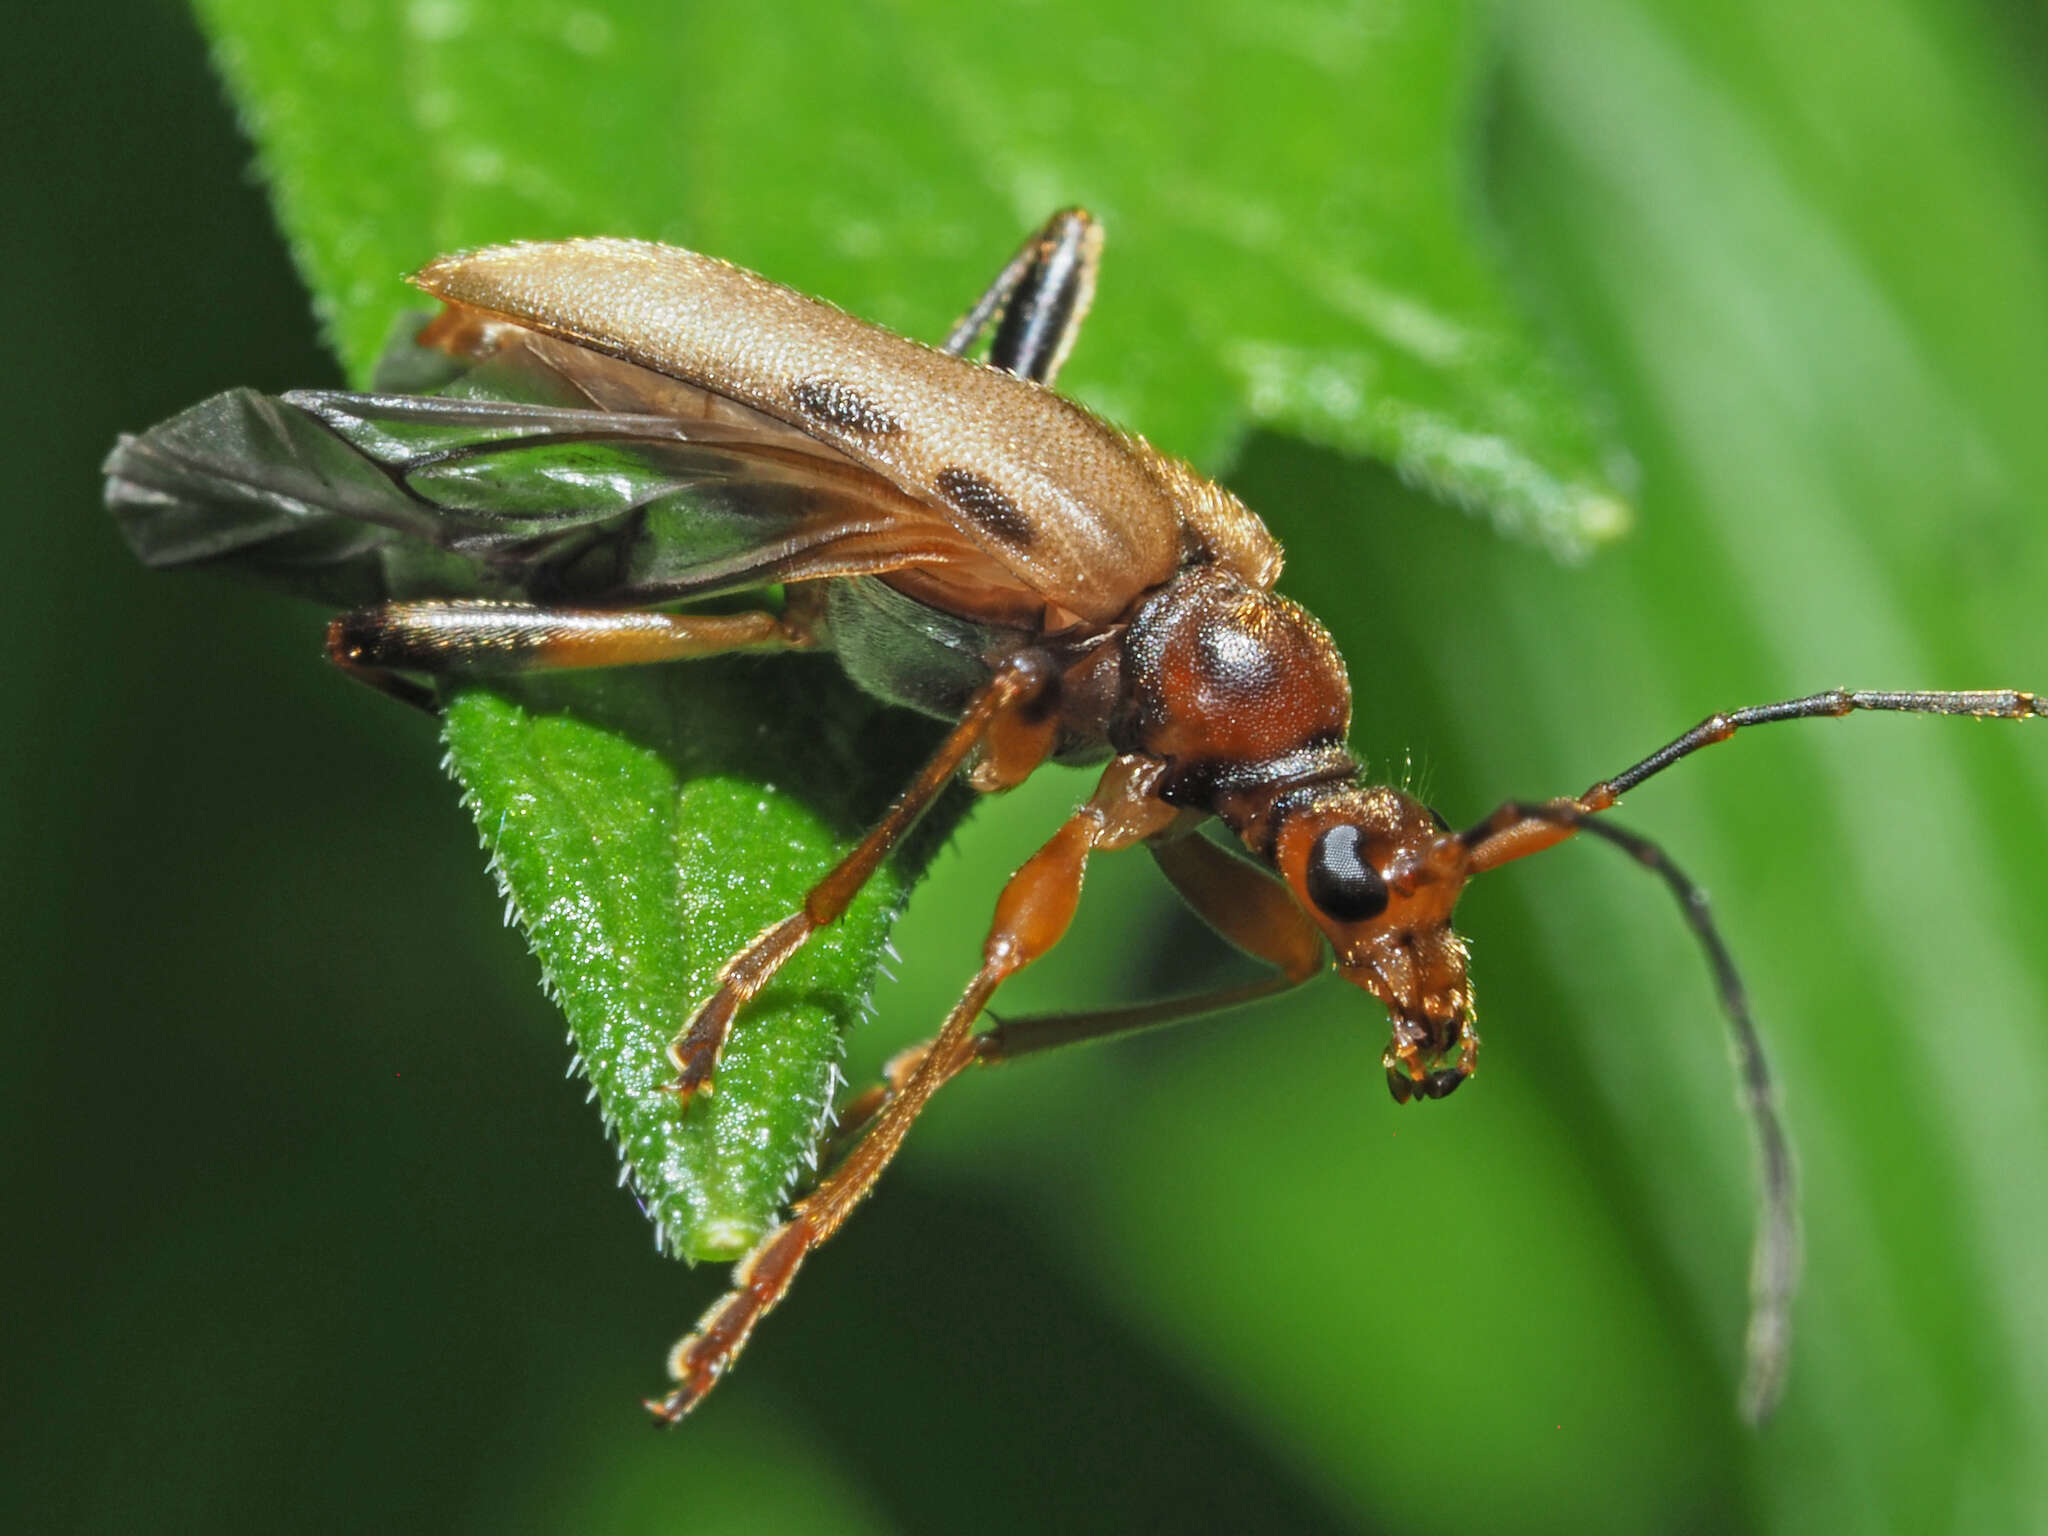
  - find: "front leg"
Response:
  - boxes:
[647,754,1177,1422]
[828,826,1325,1151]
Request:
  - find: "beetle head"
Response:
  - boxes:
[1268,784,1479,1102]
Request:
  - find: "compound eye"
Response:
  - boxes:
[1305,825,1389,923]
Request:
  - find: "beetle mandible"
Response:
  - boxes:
[105,210,2045,1424]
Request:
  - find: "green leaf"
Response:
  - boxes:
[439,666,950,1259]
[189,0,1628,1256]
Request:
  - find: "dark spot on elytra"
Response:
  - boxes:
[935,465,1035,545]
[788,376,903,437]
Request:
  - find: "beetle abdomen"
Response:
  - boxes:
[826,575,1015,722]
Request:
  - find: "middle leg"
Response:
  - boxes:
[942,208,1102,386]
[665,648,1062,1102]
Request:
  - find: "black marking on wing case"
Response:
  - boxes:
[934,465,1035,546]
[789,376,904,438]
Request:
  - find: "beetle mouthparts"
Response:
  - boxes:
[1385,1060,1470,1103]
[1380,1003,1478,1104]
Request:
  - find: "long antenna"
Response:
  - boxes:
[1452,685,2044,1415]
[1570,816,1799,1423]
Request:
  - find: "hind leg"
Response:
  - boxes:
[324,599,813,712]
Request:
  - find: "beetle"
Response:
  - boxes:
[105,210,2043,1424]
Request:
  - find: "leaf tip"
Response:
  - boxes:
[688,1218,767,1265]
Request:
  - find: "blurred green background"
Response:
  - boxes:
[7,2,2048,1532]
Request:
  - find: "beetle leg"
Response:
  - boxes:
[975,828,1330,1054]
[324,600,813,714]
[665,650,1062,1103]
[942,209,1102,386]
[824,828,1324,1154]
[825,973,1309,1163]
[647,754,1170,1423]
[822,1037,940,1159]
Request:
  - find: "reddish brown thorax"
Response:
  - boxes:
[1113,565,1355,805]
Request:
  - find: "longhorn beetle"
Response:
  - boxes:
[105,210,2044,1424]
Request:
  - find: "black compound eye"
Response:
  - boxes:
[1306,825,1389,923]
